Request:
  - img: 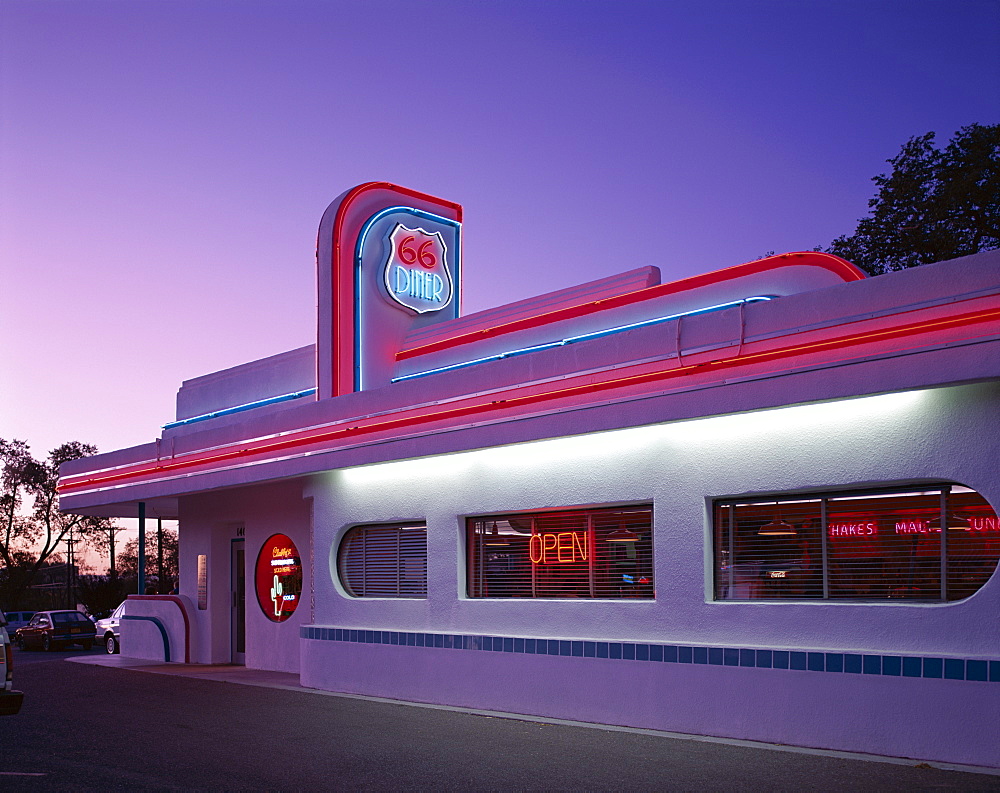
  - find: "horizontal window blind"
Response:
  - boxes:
[714,484,999,602]
[338,524,427,598]
[468,505,654,599]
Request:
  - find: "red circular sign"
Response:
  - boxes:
[255,534,302,622]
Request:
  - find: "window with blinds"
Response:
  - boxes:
[338,524,428,598]
[713,484,1000,602]
[467,505,654,599]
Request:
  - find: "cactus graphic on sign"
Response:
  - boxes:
[383,223,453,314]
[270,574,283,617]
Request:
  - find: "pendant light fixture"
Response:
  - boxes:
[759,502,797,536]
[925,514,970,532]
[606,527,640,542]
[485,520,511,546]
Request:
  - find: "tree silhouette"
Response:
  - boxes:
[828,123,999,275]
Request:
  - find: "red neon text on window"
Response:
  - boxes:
[828,521,877,538]
[895,520,935,535]
[529,532,589,564]
[970,517,999,533]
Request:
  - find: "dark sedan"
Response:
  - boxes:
[15,610,96,651]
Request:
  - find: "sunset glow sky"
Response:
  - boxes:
[2,0,998,466]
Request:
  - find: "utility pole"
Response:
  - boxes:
[65,528,77,609]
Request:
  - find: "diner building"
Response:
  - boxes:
[60,183,1000,768]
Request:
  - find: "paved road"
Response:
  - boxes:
[10,643,107,666]
[2,649,998,791]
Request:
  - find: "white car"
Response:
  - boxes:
[3,611,35,633]
[94,601,125,654]
[0,613,24,715]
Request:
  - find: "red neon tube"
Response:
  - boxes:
[59,303,1000,495]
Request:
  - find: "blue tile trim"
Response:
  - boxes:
[863,655,882,675]
[299,626,997,684]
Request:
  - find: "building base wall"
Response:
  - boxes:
[300,630,999,769]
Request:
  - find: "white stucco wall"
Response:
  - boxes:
[119,595,196,663]
[178,481,311,671]
[306,381,999,658]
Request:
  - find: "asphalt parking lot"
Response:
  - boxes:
[8,642,107,666]
[2,647,999,791]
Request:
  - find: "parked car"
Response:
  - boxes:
[0,612,24,715]
[15,610,96,651]
[3,611,35,633]
[94,601,125,654]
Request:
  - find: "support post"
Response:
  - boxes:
[940,488,949,601]
[138,502,146,595]
[157,518,164,594]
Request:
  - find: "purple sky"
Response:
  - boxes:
[2,0,998,463]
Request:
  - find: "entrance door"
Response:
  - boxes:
[231,539,246,665]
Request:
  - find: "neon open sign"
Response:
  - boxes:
[529,531,589,564]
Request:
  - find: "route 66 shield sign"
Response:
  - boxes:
[383,223,454,314]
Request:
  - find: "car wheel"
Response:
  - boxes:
[15,636,24,650]
[105,635,119,654]
[42,635,52,652]
[81,640,93,650]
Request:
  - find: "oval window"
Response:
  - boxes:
[338,524,427,598]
